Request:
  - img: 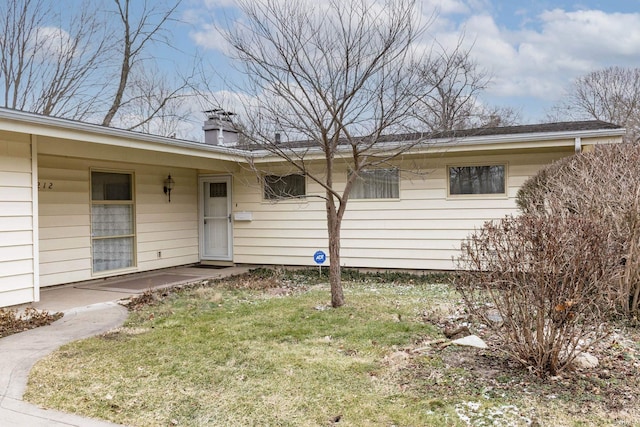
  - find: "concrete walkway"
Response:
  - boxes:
[0,265,251,426]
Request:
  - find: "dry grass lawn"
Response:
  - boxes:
[23,269,640,426]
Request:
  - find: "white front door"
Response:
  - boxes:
[199,176,232,261]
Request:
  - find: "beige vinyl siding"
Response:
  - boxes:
[38,158,90,285]
[232,150,572,270]
[135,169,199,268]
[38,155,199,287]
[0,133,36,306]
[341,151,565,269]
[233,167,324,265]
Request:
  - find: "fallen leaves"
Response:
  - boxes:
[0,306,63,338]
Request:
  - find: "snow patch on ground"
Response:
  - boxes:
[454,401,533,426]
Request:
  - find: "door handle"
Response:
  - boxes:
[228,214,232,223]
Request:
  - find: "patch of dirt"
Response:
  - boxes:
[212,269,310,293]
[404,310,640,425]
[0,306,63,338]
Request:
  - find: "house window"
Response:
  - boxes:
[448,165,505,195]
[264,174,306,199]
[91,171,135,272]
[351,168,399,199]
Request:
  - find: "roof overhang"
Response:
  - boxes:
[0,108,626,165]
[0,108,248,163]
[249,126,626,163]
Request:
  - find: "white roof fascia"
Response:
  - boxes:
[408,128,627,155]
[248,127,626,162]
[0,108,248,162]
[426,127,626,147]
[0,108,625,164]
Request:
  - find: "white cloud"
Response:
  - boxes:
[189,23,229,52]
[203,0,237,7]
[32,26,75,59]
[426,4,640,109]
[420,0,471,15]
[186,0,640,122]
[534,9,640,65]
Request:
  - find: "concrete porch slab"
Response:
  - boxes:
[29,265,253,313]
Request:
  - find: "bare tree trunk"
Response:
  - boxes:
[102,0,131,127]
[224,0,431,307]
[102,40,130,127]
[327,196,344,308]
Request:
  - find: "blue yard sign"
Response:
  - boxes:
[313,250,327,265]
[313,250,327,277]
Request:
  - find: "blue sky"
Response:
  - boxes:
[177,0,640,128]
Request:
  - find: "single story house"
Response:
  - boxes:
[0,107,624,307]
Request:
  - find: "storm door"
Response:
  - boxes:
[199,176,232,260]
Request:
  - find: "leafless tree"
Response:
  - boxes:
[0,0,193,134]
[411,42,519,131]
[223,0,435,307]
[0,0,109,119]
[101,0,184,128]
[549,66,640,142]
[114,66,193,137]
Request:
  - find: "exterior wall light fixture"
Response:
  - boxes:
[163,174,175,202]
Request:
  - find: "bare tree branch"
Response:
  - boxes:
[411,38,519,131]
[101,0,182,127]
[116,66,194,137]
[0,0,194,132]
[0,0,110,119]
[549,66,640,142]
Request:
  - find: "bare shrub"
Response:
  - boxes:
[516,143,640,315]
[456,214,620,376]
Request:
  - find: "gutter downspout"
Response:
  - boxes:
[574,137,582,153]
